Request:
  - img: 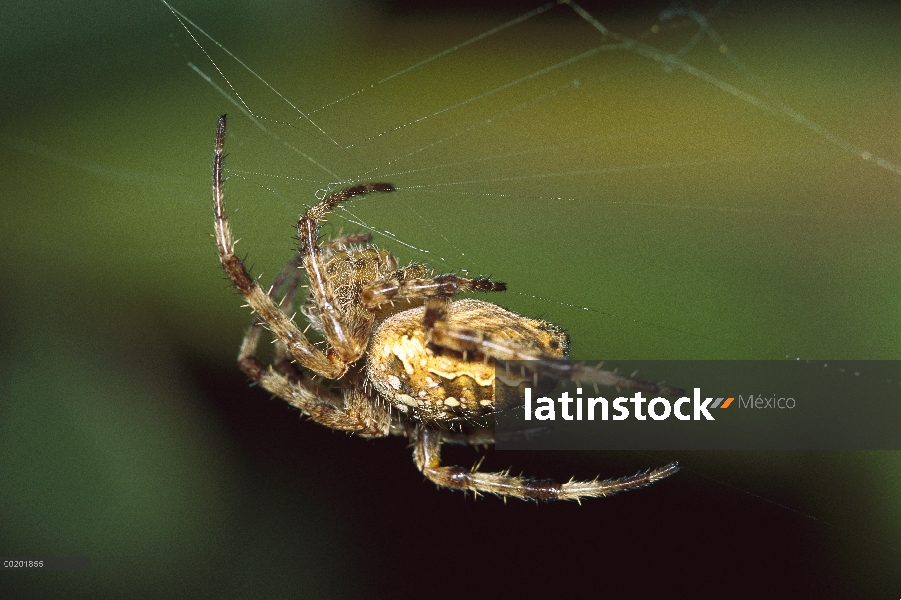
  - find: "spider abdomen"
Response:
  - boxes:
[366,298,569,422]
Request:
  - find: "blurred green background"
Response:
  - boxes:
[1,0,899,597]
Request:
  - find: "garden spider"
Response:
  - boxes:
[213,114,679,501]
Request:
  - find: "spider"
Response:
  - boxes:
[212,114,680,501]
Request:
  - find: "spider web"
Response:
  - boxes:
[160,0,900,552]
[163,0,899,365]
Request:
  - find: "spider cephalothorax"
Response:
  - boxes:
[213,114,679,501]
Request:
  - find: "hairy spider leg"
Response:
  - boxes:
[414,425,679,501]
[214,114,350,378]
[423,295,684,397]
[236,321,389,435]
[361,273,507,308]
[297,183,396,364]
[265,233,375,376]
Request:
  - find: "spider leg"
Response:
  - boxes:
[262,251,308,373]
[237,327,388,436]
[267,233,372,303]
[213,115,346,379]
[413,425,679,501]
[340,369,392,438]
[297,182,395,364]
[424,298,684,397]
[266,252,304,304]
[265,234,374,372]
[361,274,506,308]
